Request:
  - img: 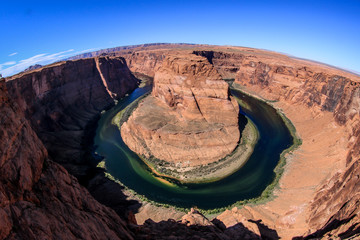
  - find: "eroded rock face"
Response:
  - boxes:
[6,56,138,178]
[0,80,134,240]
[133,208,262,240]
[121,54,239,166]
[118,46,360,238]
[3,44,360,239]
[222,52,360,238]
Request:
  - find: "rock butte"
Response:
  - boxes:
[121,54,240,167]
[1,43,360,239]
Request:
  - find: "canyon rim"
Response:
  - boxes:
[1,43,360,240]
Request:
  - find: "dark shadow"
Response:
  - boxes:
[87,168,141,222]
[294,215,356,240]
[248,219,279,240]
[338,222,360,239]
[212,218,227,230]
[133,218,263,240]
[192,50,214,64]
[238,111,248,136]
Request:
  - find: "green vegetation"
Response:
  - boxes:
[133,71,154,88]
[111,90,259,184]
[96,160,106,169]
[129,116,259,184]
[101,84,302,216]
[202,85,303,214]
[112,92,150,128]
[104,172,190,213]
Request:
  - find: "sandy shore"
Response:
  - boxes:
[113,94,259,184]
[107,83,348,238]
[232,85,349,239]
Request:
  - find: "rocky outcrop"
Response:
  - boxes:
[215,207,279,240]
[193,50,243,79]
[116,45,360,238]
[121,54,240,167]
[3,43,360,239]
[67,43,194,61]
[23,64,42,72]
[6,56,138,179]
[133,208,262,240]
[1,74,259,240]
[0,80,134,240]
[226,52,360,239]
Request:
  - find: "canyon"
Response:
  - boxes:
[1,43,360,239]
[120,53,243,182]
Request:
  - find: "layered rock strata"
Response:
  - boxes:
[231,54,360,238]
[121,54,240,167]
[6,56,138,179]
[2,44,360,239]
[0,80,133,240]
[116,45,360,238]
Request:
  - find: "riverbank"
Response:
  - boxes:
[96,85,300,215]
[227,84,349,238]
[140,115,258,183]
[231,85,303,203]
[113,93,259,183]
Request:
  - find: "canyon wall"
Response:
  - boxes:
[1,49,263,240]
[6,56,138,179]
[231,54,360,238]
[2,44,360,239]
[0,79,134,239]
[206,50,360,238]
[116,46,360,238]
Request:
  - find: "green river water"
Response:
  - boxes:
[93,84,294,209]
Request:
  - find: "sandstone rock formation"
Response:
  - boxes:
[133,208,262,240]
[0,80,133,240]
[6,55,138,180]
[23,64,42,72]
[117,45,360,238]
[2,44,360,239]
[121,54,240,167]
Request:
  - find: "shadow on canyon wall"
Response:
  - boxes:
[133,218,268,240]
[4,44,360,239]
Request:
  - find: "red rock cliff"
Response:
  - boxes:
[3,44,360,239]
[117,45,360,238]
[216,50,360,238]
[121,54,240,166]
[0,80,134,240]
[5,56,138,178]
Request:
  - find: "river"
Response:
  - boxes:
[93,84,293,209]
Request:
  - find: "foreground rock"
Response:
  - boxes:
[133,208,262,240]
[121,54,240,169]
[0,80,133,239]
[1,70,260,239]
[3,44,360,239]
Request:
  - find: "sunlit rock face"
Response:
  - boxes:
[121,54,240,166]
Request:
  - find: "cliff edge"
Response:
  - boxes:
[121,54,240,169]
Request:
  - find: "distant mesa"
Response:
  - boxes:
[24,64,42,72]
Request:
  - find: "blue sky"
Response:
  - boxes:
[1,0,360,76]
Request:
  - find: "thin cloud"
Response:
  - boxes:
[1,49,75,77]
[0,61,16,71]
[75,48,99,54]
[8,52,18,57]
